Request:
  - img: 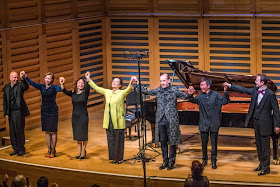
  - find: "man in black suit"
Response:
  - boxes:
[3,71,30,156]
[224,74,280,175]
[189,78,230,169]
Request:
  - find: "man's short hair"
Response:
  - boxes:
[257,74,268,85]
[201,77,212,86]
[37,176,48,187]
[160,73,170,80]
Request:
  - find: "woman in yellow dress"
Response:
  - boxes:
[85,71,137,164]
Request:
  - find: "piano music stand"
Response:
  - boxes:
[123,51,160,187]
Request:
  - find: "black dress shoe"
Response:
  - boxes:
[17,151,25,156]
[258,170,270,176]
[254,166,261,172]
[167,163,175,171]
[202,160,207,167]
[10,151,18,156]
[159,162,168,170]
[212,162,217,169]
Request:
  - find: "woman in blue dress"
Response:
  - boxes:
[23,72,62,158]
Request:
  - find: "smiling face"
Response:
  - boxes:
[160,74,170,88]
[77,79,85,90]
[255,76,264,88]
[45,75,53,85]
[200,81,210,93]
[10,71,18,85]
[112,78,122,89]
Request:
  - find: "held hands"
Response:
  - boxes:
[20,71,26,79]
[130,76,138,83]
[85,71,90,79]
[59,77,65,85]
[188,86,195,94]
[223,82,230,92]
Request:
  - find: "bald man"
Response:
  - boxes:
[3,71,30,156]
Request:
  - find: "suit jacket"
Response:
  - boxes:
[88,80,131,129]
[190,90,230,132]
[141,85,191,145]
[3,79,30,117]
[231,85,280,136]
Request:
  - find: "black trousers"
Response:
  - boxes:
[271,131,279,159]
[9,110,26,152]
[254,119,270,171]
[159,116,176,164]
[106,117,124,162]
[201,131,218,162]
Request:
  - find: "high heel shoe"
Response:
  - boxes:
[45,151,51,157]
[75,154,81,159]
[80,150,86,159]
[49,149,56,158]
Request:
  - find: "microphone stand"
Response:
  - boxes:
[123,51,160,187]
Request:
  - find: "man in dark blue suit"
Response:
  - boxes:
[224,74,280,175]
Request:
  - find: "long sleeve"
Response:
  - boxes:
[88,80,107,95]
[85,82,90,99]
[140,85,158,96]
[219,91,230,105]
[271,93,280,128]
[3,87,7,117]
[122,82,132,97]
[26,77,42,91]
[175,88,191,100]
[230,84,254,95]
[189,94,199,104]
[62,88,73,97]
[20,78,29,92]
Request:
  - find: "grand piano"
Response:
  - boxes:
[144,59,278,129]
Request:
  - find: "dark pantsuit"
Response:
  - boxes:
[159,116,176,164]
[254,119,270,171]
[201,131,218,162]
[106,116,124,162]
[9,110,25,152]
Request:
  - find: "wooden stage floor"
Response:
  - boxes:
[1,109,280,186]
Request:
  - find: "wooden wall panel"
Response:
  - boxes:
[106,0,153,14]
[109,17,151,88]
[206,0,255,14]
[204,18,255,76]
[79,18,105,107]
[77,0,105,17]
[256,0,280,14]
[45,21,73,117]
[0,31,5,135]
[5,26,42,126]
[257,18,280,98]
[155,0,203,14]
[156,17,203,90]
[45,0,73,22]
[6,0,40,27]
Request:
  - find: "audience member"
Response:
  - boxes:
[184,160,209,187]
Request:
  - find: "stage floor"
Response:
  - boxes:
[1,109,280,186]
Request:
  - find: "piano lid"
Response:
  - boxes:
[166,59,277,93]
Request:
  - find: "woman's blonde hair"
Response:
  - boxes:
[12,175,27,187]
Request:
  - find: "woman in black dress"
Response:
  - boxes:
[24,72,62,158]
[59,77,90,159]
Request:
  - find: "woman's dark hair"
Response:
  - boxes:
[45,72,54,84]
[113,77,123,89]
[73,78,86,93]
[191,160,204,180]
[37,176,48,187]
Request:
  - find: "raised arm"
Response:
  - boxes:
[59,77,72,97]
[224,82,254,95]
[19,71,29,92]
[85,71,107,95]
[25,75,42,90]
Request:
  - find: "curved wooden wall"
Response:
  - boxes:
[1,0,280,138]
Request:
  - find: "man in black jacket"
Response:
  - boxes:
[224,74,280,175]
[3,71,30,156]
[189,78,230,169]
